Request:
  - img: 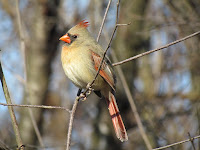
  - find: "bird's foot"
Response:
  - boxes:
[77,88,82,96]
[86,83,93,95]
[86,83,92,89]
[79,84,93,101]
[80,92,91,101]
[79,93,87,101]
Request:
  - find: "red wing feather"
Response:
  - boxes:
[91,51,115,90]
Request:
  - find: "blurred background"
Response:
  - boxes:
[0,0,200,149]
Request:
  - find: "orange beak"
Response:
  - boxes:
[59,34,71,44]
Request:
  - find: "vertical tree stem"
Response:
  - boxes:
[0,61,24,149]
[66,98,79,150]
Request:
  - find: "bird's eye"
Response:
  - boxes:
[73,35,78,38]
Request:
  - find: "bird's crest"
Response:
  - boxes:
[77,20,89,28]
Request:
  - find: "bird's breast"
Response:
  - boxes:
[61,46,100,89]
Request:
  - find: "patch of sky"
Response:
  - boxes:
[63,0,90,23]
[134,77,144,92]
[77,0,90,15]
[0,13,24,116]
[158,74,170,95]
[165,97,191,113]
[0,8,13,46]
[170,70,191,93]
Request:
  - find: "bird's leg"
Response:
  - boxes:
[86,83,93,96]
[77,88,82,96]
[79,92,88,101]
[78,88,87,101]
[80,83,93,101]
[86,83,91,89]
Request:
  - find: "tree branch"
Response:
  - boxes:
[16,0,26,77]
[188,132,196,150]
[0,60,24,149]
[113,30,200,66]
[0,103,70,112]
[153,134,200,150]
[66,97,79,150]
[96,0,112,42]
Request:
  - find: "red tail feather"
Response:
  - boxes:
[106,92,128,142]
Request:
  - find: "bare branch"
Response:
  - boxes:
[0,61,24,149]
[0,103,70,112]
[0,137,10,149]
[16,0,26,77]
[188,132,196,150]
[153,135,200,150]
[96,0,112,42]
[66,97,79,150]
[116,23,131,26]
[28,108,45,149]
[113,30,200,66]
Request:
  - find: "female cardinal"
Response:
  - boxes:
[59,20,128,142]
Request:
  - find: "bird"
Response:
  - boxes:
[59,20,128,142]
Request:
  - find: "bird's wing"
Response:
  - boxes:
[91,50,116,91]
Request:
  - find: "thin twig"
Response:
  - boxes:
[0,61,24,149]
[113,30,200,66]
[66,97,79,150]
[116,0,120,23]
[116,23,131,26]
[0,138,10,150]
[153,135,200,150]
[96,0,112,42]
[0,102,70,112]
[196,107,200,150]
[188,132,196,150]
[28,108,45,149]
[16,0,26,74]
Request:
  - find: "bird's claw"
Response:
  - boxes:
[81,96,87,101]
[80,92,90,101]
[79,85,93,101]
[86,83,91,89]
[87,87,92,94]
[86,83,93,94]
[79,93,87,101]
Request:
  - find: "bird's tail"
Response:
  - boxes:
[105,91,128,142]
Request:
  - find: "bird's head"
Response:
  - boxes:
[59,20,91,46]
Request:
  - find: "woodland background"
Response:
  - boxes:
[0,0,200,150]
